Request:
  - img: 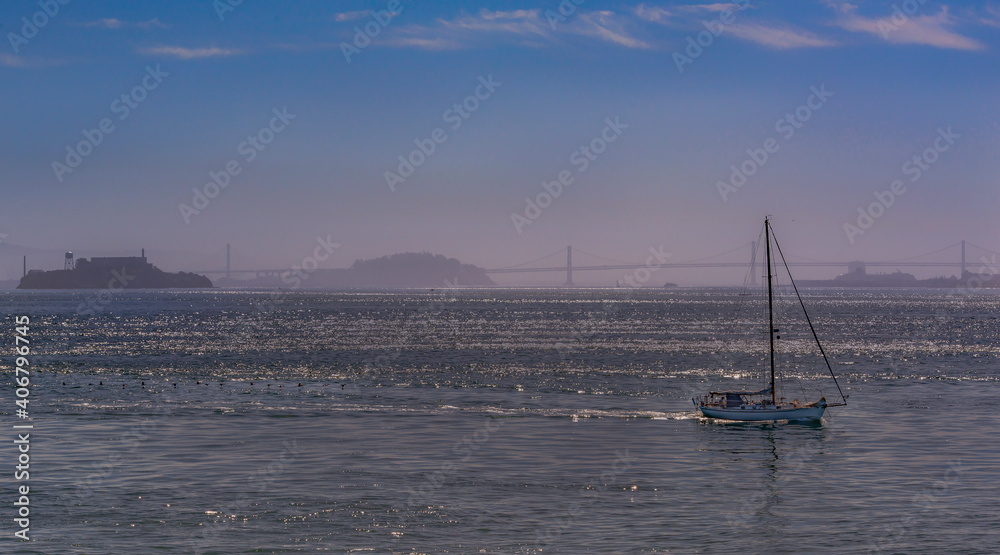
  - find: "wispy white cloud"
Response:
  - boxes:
[383,36,464,50]
[976,4,1000,27]
[634,4,672,23]
[388,8,650,51]
[728,22,838,49]
[335,11,370,22]
[0,53,62,68]
[439,9,550,36]
[0,53,28,68]
[80,18,167,30]
[677,3,744,13]
[384,9,546,50]
[140,46,243,59]
[831,3,984,50]
[575,11,651,48]
[290,2,990,56]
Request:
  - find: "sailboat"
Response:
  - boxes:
[694,218,847,422]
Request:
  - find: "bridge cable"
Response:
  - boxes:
[571,248,637,266]
[671,242,753,265]
[964,242,1000,259]
[880,241,962,263]
[493,248,567,270]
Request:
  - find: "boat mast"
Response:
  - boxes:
[770,229,849,406]
[765,218,776,404]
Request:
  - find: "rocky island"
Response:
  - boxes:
[18,255,212,289]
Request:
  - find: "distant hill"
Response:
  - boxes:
[219,252,496,288]
[17,256,212,289]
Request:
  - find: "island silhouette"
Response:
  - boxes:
[217,252,496,289]
[18,255,212,289]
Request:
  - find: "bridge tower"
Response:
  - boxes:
[749,241,758,285]
[961,240,966,277]
[565,246,573,286]
[226,243,231,280]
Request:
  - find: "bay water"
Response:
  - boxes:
[3,288,998,553]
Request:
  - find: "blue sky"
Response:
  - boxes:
[1,0,998,283]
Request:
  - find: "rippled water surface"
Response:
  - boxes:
[3,288,998,553]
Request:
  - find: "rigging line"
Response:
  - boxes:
[731,228,765,326]
[737,227,764,297]
[881,241,962,263]
[494,248,567,270]
[769,223,848,405]
[707,228,764,393]
[727,224,765,390]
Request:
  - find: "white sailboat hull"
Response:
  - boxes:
[699,404,825,422]
[691,220,847,421]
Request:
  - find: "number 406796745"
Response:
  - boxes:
[15,316,30,410]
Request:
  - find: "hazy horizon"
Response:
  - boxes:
[3,0,998,285]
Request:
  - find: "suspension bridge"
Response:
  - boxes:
[189,241,998,285]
